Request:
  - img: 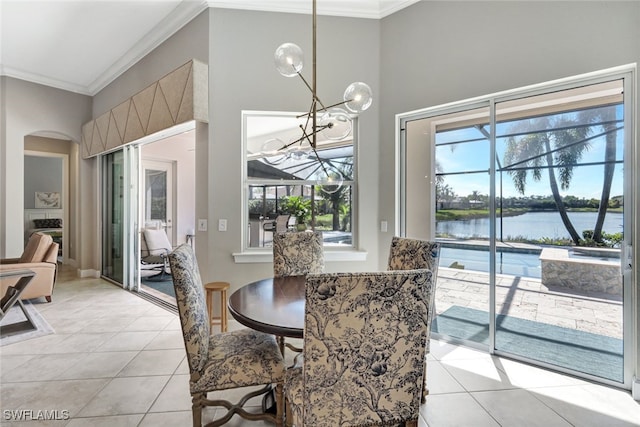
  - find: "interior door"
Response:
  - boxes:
[142,159,174,246]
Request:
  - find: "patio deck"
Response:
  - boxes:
[435,267,623,340]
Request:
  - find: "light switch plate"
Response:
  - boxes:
[218,219,227,232]
[198,219,207,232]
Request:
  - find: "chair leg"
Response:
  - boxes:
[285,398,292,427]
[405,420,418,427]
[275,382,284,427]
[192,393,204,427]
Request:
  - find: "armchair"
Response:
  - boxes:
[0,232,58,302]
[141,228,173,280]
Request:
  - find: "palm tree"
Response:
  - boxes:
[503,116,591,245]
[320,162,353,231]
[578,106,619,242]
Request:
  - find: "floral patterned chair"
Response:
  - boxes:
[284,269,434,427]
[168,244,285,427]
[273,231,324,278]
[387,236,441,400]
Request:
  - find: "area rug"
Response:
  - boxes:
[0,301,55,346]
[432,305,623,382]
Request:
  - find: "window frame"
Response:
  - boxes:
[238,110,362,259]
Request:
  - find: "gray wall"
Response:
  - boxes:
[93,11,209,117]
[379,0,639,390]
[23,156,63,208]
[0,77,91,262]
[207,8,381,286]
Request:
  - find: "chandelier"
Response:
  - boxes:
[263,0,373,194]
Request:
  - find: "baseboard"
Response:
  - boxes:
[78,269,100,278]
[633,376,640,401]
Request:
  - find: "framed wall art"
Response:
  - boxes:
[35,192,61,209]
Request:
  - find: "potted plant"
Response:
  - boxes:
[281,196,311,231]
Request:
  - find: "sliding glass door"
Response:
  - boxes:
[101,146,139,290]
[102,151,124,284]
[399,68,634,388]
[402,104,492,346]
[493,80,626,382]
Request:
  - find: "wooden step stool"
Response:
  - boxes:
[204,281,230,333]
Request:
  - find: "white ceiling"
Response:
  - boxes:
[0,0,419,96]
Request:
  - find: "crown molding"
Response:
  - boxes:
[0,65,92,95]
[208,0,382,19]
[0,0,415,96]
[379,0,422,18]
[88,0,209,95]
[207,0,421,19]
[1,0,208,96]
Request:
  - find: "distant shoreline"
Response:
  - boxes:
[436,207,623,221]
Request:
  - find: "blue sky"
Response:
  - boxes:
[435,105,625,200]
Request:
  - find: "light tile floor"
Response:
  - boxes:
[1,266,638,426]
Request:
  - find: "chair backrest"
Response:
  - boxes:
[387,236,441,276]
[273,231,323,277]
[302,269,433,426]
[20,232,54,263]
[143,228,172,256]
[275,214,291,233]
[168,244,210,375]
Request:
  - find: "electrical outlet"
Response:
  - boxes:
[381,220,388,232]
[218,219,227,232]
[198,219,207,232]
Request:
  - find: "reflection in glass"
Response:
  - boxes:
[102,150,124,283]
[244,112,356,250]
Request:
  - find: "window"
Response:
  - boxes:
[243,111,356,250]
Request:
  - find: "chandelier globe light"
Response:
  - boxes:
[265,0,372,194]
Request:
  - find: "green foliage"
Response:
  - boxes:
[436,208,526,221]
[248,198,276,215]
[580,229,623,248]
[340,204,351,231]
[281,195,311,224]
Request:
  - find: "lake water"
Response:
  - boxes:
[437,211,623,241]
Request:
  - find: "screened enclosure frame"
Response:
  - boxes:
[241,110,359,252]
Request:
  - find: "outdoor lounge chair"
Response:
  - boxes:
[141,228,173,281]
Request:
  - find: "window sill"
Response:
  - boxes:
[232,249,368,264]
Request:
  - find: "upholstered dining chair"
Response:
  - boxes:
[285,269,434,427]
[273,231,324,278]
[387,236,441,400]
[168,244,285,427]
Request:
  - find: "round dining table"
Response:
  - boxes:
[227,275,306,341]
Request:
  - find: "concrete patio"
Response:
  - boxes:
[435,267,623,340]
